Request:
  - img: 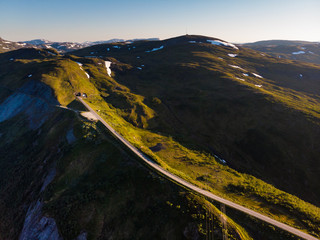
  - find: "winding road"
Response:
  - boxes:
[77,97,318,240]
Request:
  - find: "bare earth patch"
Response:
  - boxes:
[80,112,98,121]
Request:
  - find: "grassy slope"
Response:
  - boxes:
[69,35,320,237]
[243,41,320,65]
[0,49,261,240]
[0,44,318,238]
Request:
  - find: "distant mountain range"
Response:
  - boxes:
[2,36,320,64]
[0,37,33,53]
[242,40,320,64]
[22,38,160,53]
[1,37,160,53]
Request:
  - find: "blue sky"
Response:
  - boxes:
[0,0,319,43]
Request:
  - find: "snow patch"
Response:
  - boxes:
[292,51,305,55]
[255,84,262,88]
[28,74,32,78]
[235,77,245,81]
[229,65,246,71]
[207,39,238,50]
[252,73,263,78]
[137,67,142,70]
[243,73,249,77]
[300,74,303,78]
[189,41,197,43]
[76,62,90,78]
[146,46,164,52]
[228,54,237,58]
[105,61,112,77]
[137,56,140,58]
[214,154,227,164]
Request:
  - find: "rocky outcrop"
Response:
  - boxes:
[19,201,62,240]
[0,80,58,129]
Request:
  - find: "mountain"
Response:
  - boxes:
[70,35,320,204]
[0,48,218,240]
[1,35,320,239]
[82,38,160,46]
[20,38,161,53]
[243,40,320,64]
[0,37,33,53]
[23,39,52,45]
[22,39,84,53]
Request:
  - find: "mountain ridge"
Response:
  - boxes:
[0,34,320,239]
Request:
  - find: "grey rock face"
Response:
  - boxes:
[0,80,58,129]
[19,201,63,240]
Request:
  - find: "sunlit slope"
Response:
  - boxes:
[69,35,320,237]
[1,39,320,238]
[71,35,320,206]
[1,48,256,240]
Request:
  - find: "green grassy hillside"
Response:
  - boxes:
[69,35,320,237]
[0,50,258,240]
[243,40,320,64]
[1,36,320,239]
[70,35,320,205]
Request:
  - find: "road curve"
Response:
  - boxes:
[77,97,318,240]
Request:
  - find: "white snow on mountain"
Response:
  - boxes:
[207,40,238,50]
[146,46,164,52]
[229,65,246,71]
[292,51,305,55]
[252,73,263,78]
[105,61,112,77]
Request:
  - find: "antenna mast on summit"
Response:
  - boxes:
[186,27,188,35]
